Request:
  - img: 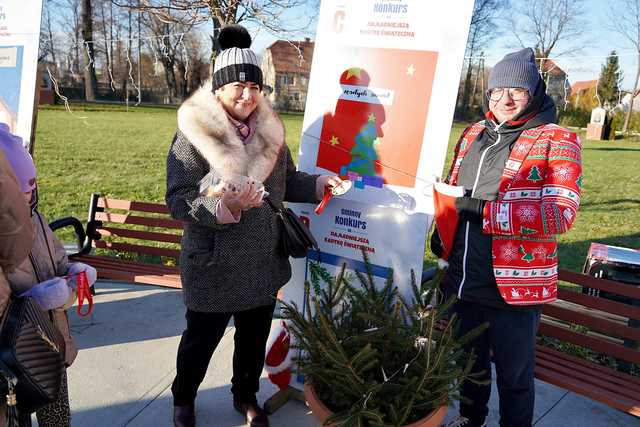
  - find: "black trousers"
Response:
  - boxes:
[454,300,541,427]
[171,303,276,406]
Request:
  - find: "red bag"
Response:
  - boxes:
[433,183,465,261]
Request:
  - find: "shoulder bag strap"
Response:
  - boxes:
[264,197,282,214]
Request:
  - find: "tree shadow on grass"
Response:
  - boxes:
[583,147,640,152]
[580,199,640,211]
[558,232,640,274]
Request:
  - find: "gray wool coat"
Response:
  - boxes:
[166,81,319,313]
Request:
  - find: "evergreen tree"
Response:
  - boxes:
[280,252,486,426]
[598,51,623,110]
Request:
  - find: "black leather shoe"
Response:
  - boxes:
[173,403,196,427]
[233,398,269,427]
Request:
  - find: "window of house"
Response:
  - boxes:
[281,74,294,86]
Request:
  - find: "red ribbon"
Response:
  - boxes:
[75,271,93,317]
[315,186,333,215]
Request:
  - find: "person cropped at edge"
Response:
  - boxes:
[0,124,98,427]
[0,135,35,427]
[165,25,341,427]
[431,48,582,427]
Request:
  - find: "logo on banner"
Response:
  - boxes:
[373,1,409,14]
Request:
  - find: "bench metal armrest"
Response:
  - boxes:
[49,216,92,256]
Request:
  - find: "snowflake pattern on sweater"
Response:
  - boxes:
[446,123,582,305]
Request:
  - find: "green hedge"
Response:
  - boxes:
[558,108,591,128]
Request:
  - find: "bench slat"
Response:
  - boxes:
[559,268,640,300]
[542,303,640,342]
[95,212,183,230]
[536,348,640,396]
[72,254,179,275]
[93,240,181,259]
[93,267,182,289]
[534,365,640,417]
[539,322,640,364]
[98,226,182,245]
[536,345,640,389]
[558,288,640,321]
[98,197,171,215]
[535,358,640,402]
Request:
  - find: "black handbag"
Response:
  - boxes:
[265,198,319,258]
[0,296,65,416]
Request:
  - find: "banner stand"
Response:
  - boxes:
[264,386,305,414]
[263,0,474,409]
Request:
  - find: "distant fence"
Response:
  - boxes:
[56,84,185,105]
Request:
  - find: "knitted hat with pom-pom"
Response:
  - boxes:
[212,25,263,91]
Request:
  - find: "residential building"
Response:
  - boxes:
[540,59,570,110]
[620,90,640,112]
[570,80,598,108]
[261,39,314,111]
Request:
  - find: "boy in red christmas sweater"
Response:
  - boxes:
[432,48,581,427]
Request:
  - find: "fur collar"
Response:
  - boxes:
[177,79,285,182]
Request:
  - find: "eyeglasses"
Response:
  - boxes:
[487,88,530,102]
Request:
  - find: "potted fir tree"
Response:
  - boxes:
[280,253,484,427]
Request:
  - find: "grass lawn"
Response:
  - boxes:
[34,105,640,273]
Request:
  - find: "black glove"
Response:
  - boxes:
[430,228,444,258]
[455,196,485,224]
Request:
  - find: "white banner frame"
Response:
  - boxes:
[0,0,44,150]
[279,0,474,388]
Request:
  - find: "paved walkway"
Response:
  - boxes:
[59,280,639,427]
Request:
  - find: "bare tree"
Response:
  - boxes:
[39,4,58,64]
[609,0,640,133]
[66,0,84,83]
[509,0,586,69]
[116,0,315,55]
[81,0,99,100]
[142,10,195,102]
[458,0,509,119]
[40,0,84,84]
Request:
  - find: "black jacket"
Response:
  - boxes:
[443,81,556,309]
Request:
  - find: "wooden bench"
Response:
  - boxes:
[535,268,640,416]
[51,200,640,415]
[52,194,183,289]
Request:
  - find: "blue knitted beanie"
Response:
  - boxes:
[488,48,541,96]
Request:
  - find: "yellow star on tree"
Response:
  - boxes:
[330,135,340,146]
[345,67,362,80]
[367,113,376,123]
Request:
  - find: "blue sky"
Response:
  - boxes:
[247,0,637,91]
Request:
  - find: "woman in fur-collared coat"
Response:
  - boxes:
[166,25,341,427]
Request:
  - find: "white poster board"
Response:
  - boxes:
[281,0,474,384]
[0,0,44,149]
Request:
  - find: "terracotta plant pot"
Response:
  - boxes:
[304,381,448,427]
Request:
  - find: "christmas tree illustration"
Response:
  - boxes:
[520,226,537,235]
[520,245,534,262]
[527,166,542,182]
[341,113,380,178]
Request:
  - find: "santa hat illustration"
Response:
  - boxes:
[264,320,293,390]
